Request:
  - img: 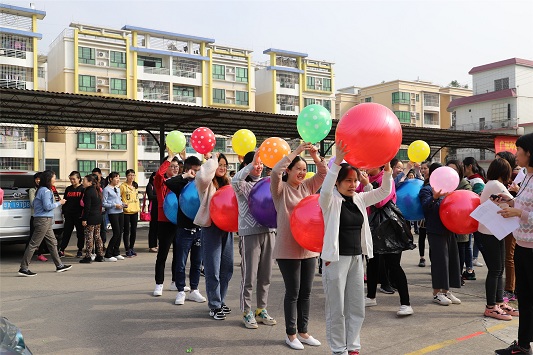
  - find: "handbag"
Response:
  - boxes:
[140,191,151,221]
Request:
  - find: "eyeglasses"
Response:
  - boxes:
[127,174,136,177]
[170,165,180,169]
[218,164,228,168]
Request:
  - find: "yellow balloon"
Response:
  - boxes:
[232,129,257,156]
[305,172,315,179]
[407,140,430,163]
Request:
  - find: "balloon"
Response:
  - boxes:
[297,104,332,143]
[166,130,186,154]
[290,195,325,252]
[259,137,291,169]
[430,166,460,194]
[209,185,239,232]
[248,177,277,228]
[179,181,200,220]
[335,103,402,169]
[396,179,424,221]
[327,156,346,169]
[304,172,315,179]
[190,127,216,154]
[408,140,430,163]
[163,191,178,224]
[232,129,257,156]
[439,190,480,234]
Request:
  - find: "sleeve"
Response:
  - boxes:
[361,171,394,207]
[102,188,114,209]
[120,184,127,202]
[472,183,484,195]
[82,190,91,221]
[231,164,254,196]
[165,175,189,195]
[146,183,156,201]
[319,163,339,210]
[195,157,218,194]
[41,189,60,211]
[29,188,36,207]
[373,175,396,209]
[270,156,291,198]
[394,172,405,186]
[419,185,442,212]
[303,157,327,194]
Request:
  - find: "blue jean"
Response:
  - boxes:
[201,224,234,310]
[458,234,473,272]
[175,227,202,292]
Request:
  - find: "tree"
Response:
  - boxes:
[448,80,469,89]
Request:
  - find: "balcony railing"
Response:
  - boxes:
[0,79,27,89]
[143,67,170,75]
[0,141,27,149]
[423,118,439,126]
[140,92,170,101]
[280,104,296,112]
[451,118,519,131]
[172,69,197,79]
[279,80,296,89]
[0,47,28,59]
[172,95,196,103]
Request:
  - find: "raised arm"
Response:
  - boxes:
[361,163,393,207]
[303,144,327,194]
[195,154,218,193]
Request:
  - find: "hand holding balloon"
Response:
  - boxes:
[359,171,369,186]
[183,169,196,180]
[383,162,392,173]
[432,188,448,200]
[334,140,350,165]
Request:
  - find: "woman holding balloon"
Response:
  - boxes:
[270,142,326,350]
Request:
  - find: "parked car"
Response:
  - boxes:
[0,171,64,243]
[0,317,32,354]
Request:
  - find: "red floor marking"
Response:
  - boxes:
[456,331,485,342]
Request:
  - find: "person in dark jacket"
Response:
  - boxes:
[59,171,85,257]
[80,174,105,263]
[146,172,158,252]
[419,163,462,306]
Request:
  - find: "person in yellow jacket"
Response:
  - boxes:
[121,169,140,257]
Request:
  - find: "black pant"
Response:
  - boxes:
[515,245,533,349]
[477,232,505,305]
[100,213,107,244]
[154,221,177,285]
[60,214,84,251]
[418,227,427,258]
[427,232,461,290]
[123,213,138,250]
[104,213,123,258]
[367,253,410,305]
[277,258,316,335]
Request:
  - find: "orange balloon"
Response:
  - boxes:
[259,137,291,168]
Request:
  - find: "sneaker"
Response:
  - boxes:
[79,257,91,264]
[446,291,461,304]
[221,304,231,314]
[297,334,321,346]
[58,250,65,258]
[94,255,104,262]
[209,308,226,320]
[90,253,96,261]
[433,292,452,306]
[379,285,395,294]
[462,270,476,280]
[503,290,517,302]
[153,284,163,297]
[56,264,72,273]
[285,335,304,350]
[170,282,189,291]
[418,258,426,267]
[36,254,48,262]
[18,269,36,277]
[243,310,258,329]
[500,303,519,317]
[125,250,133,258]
[149,247,158,253]
[200,267,205,277]
[174,291,186,305]
[187,290,206,303]
[76,250,83,258]
[473,258,484,267]
[348,351,360,355]
[104,257,117,262]
[115,255,125,260]
[485,305,512,321]
[365,297,377,307]
[255,309,277,325]
[495,341,532,355]
[184,286,191,292]
[397,305,414,316]
[131,248,137,256]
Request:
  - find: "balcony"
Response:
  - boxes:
[277,104,300,115]
[172,95,202,106]
[451,118,519,132]
[0,141,34,158]
[276,81,299,95]
[0,79,27,89]
[138,92,170,102]
[0,47,28,59]
[143,67,170,75]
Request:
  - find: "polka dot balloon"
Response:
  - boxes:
[259,137,291,168]
[190,127,216,154]
[297,104,332,144]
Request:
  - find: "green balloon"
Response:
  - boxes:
[297,104,332,143]
[166,130,186,154]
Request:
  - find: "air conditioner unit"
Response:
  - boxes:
[410,111,416,117]
[98,62,106,66]
[97,144,105,149]
[98,52,105,57]
[98,162,106,168]
[97,135,105,141]
[97,79,106,85]
[501,121,510,128]
[226,67,235,74]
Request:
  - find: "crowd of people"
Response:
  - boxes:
[15,132,533,355]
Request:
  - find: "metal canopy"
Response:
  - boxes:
[0,88,515,150]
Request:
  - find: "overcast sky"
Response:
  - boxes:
[5,0,533,89]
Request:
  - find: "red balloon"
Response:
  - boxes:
[439,190,480,234]
[335,103,402,169]
[191,127,216,154]
[209,185,239,232]
[290,195,324,252]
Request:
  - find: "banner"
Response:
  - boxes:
[494,136,518,154]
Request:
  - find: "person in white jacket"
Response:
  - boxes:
[319,142,394,355]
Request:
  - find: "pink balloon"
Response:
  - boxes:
[430,166,460,194]
[191,127,216,154]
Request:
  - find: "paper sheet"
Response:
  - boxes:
[469,200,520,240]
[513,167,526,185]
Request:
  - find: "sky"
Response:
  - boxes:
[4,0,533,89]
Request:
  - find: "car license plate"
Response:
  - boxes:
[3,201,30,209]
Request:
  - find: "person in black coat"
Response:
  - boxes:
[146,172,158,252]
[80,174,105,263]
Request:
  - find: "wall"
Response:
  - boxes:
[472,66,515,95]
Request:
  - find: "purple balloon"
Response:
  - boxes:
[248,177,277,228]
[327,156,346,169]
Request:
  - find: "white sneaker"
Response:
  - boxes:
[472,258,484,267]
[104,257,117,262]
[184,286,190,292]
[187,289,206,303]
[175,291,186,305]
[365,297,377,307]
[446,291,461,304]
[170,281,178,291]
[285,335,304,350]
[297,334,321,346]
[115,255,125,260]
[153,284,163,297]
[90,254,96,261]
[397,305,414,316]
[433,292,452,306]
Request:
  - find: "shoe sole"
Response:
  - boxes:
[244,323,258,329]
[153,293,162,297]
[433,300,451,306]
[175,301,185,305]
[18,272,36,277]
[188,298,206,303]
[256,318,277,325]
[56,266,72,273]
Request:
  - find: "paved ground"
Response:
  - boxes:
[0,227,519,355]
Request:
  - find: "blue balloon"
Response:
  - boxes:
[163,191,178,224]
[248,177,277,228]
[396,179,424,221]
[179,181,201,220]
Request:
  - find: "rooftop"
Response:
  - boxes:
[447,88,517,111]
[121,25,214,44]
[263,48,308,58]
[469,58,533,75]
[0,3,45,19]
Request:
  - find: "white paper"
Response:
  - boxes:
[513,167,526,185]
[469,200,520,240]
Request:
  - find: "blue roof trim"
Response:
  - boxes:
[263,48,308,58]
[130,46,210,61]
[122,25,214,43]
[0,27,42,39]
[266,66,304,74]
[0,4,46,18]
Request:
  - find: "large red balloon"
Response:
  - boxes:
[335,103,402,169]
[209,185,239,232]
[290,195,324,252]
[439,190,480,234]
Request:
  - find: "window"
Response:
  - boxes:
[424,113,439,126]
[277,72,298,88]
[236,67,248,83]
[137,56,162,68]
[494,78,509,91]
[307,76,315,90]
[323,100,331,112]
[173,86,194,97]
[110,51,126,68]
[79,46,95,65]
[364,97,372,102]
[109,78,127,95]
[304,98,315,107]
[79,75,96,92]
[212,64,225,80]
[479,117,486,130]
[236,91,248,106]
[392,92,410,104]
[396,149,408,161]
[45,159,60,178]
[323,78,331,92]
[213,138,225,152]
[323,140,334,155]
[394,111,411,123]
[423,93,439,107]
[0,157,33,170]
[111,161,127,176]
[77,132,96,149]
[111,133,127,150]
[213,88,225,103]
[415,94,420,102]
[307,164,317,173]
[78,160,96,176]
